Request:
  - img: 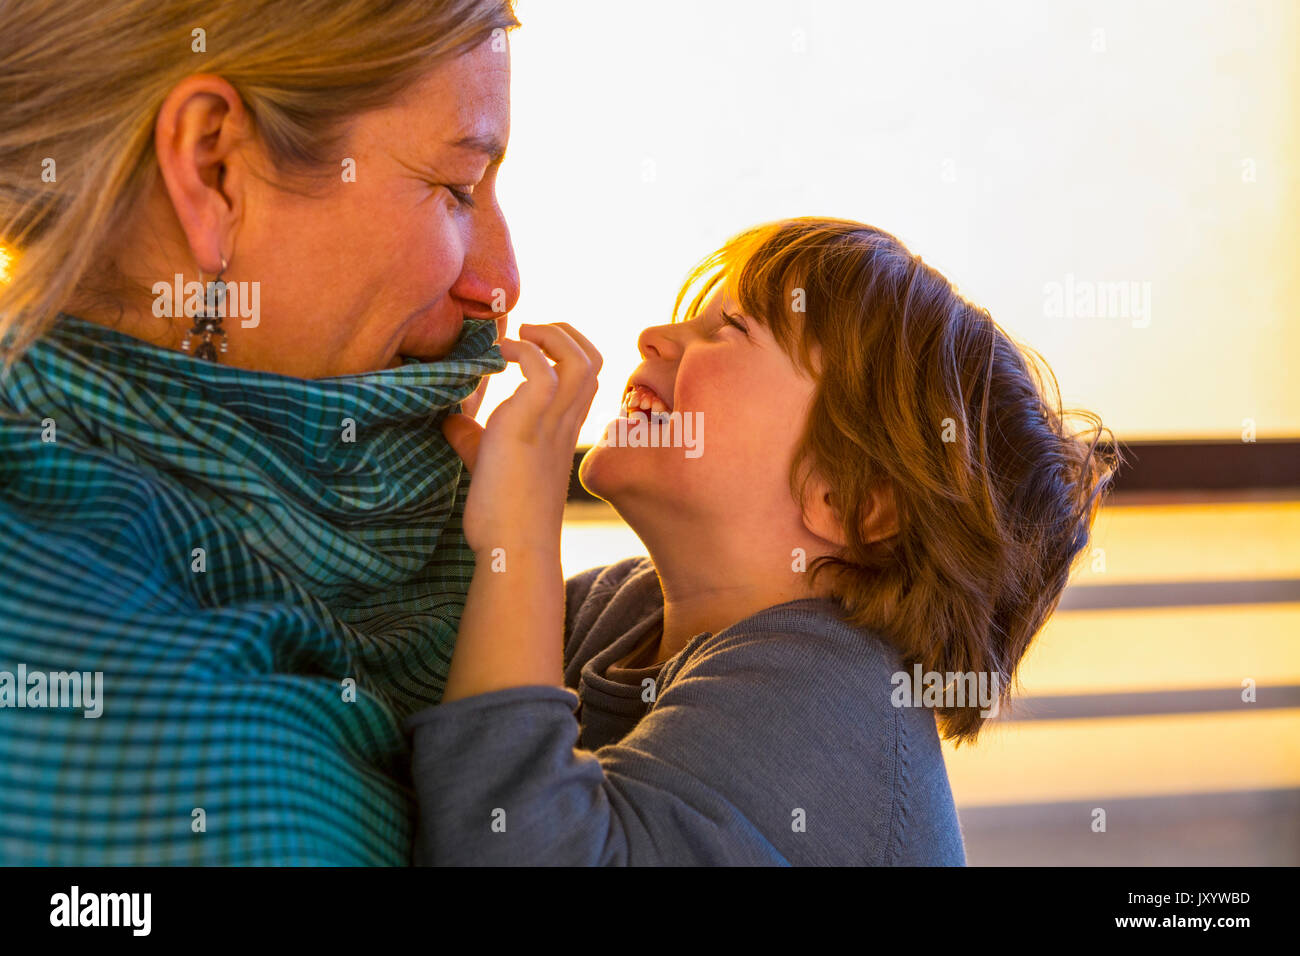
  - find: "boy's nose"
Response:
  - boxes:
[637,323,681,360]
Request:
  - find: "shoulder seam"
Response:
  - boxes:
[886,707,910,866]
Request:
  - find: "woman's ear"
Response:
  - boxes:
[801,474,899,547]
[152,74,250,274]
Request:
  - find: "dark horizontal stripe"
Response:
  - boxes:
[1058,577,1300,611]
[568,453,598,501]
[1106,438,1300,492]
[956,786,1300,828]
[994,685,1300,722]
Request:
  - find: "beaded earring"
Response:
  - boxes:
[180,256,229,362]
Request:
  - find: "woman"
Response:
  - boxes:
[0,0,534,864]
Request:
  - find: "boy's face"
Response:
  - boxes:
[580,287,819,537]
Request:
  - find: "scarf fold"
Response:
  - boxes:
[0,313,504,864]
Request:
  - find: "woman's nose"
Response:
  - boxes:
[451,207,521,320]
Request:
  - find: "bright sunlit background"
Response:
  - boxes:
[487,0,1300,446]
[488,0,1300,865]
[0,0,1292,869]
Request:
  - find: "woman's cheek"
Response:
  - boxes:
[422,220,464,296]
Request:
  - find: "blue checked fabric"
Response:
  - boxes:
[0,313,504,864]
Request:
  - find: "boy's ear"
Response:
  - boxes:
[801,474,899,548]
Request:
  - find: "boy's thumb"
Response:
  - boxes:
[441,413,484,472]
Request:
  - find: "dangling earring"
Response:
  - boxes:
[180,256,230,362]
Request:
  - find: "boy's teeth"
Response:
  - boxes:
[622,383,671,418]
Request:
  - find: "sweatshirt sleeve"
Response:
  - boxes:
[404,625,902,865]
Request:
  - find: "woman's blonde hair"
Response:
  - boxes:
[0,0,519,373]
[674,218,1120,746]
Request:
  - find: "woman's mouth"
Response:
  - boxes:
[395,306,464,363]
[620,382,672,419]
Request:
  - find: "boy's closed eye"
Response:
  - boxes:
[719,309,750,336]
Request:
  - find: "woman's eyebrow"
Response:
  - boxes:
[447,132,507,166]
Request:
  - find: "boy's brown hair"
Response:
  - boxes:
[673,217,1119,746]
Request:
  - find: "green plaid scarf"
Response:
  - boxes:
[0,312,504,864]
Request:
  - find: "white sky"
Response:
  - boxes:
[484,0,1299,444]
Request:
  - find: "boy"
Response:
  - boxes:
[407,217,1114,865]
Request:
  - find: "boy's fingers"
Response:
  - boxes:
[441,413,484,472]
[498,338,558,403]
[548,322,603,375]
[517,324,599,419]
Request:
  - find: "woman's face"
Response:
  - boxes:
[253,38,517,376]
[147,36,518,378]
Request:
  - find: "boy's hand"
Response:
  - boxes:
[441,322,602,556]
[458,314,508,421]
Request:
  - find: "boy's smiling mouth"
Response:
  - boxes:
[598,376,703,458]
[620,380,673,419]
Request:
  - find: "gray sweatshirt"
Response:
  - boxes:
[406,556,967,865]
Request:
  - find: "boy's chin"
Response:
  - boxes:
[578,442,664,508]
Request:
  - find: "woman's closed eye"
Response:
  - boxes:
[426,181,476,209]
[442,184,476,209]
